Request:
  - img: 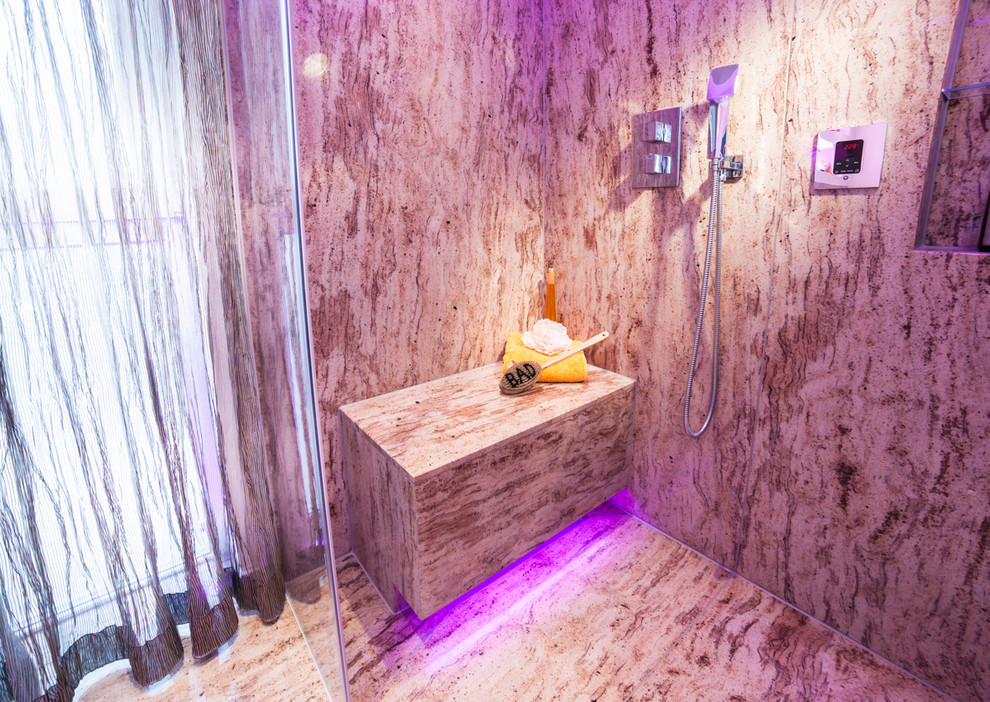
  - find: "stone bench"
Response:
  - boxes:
[340,363,636,619]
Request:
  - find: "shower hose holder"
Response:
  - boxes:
[712,155,745,181]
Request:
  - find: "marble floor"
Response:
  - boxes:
[75,601,331,702]
[76,502,953,701]
[338,502,951,702]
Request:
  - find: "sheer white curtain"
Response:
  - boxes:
[0,1,293,699]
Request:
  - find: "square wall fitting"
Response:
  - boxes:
[631,107,682,188]
[813,122,888,189]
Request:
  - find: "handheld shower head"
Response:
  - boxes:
[707,63,740,102]
[708,64,739,161]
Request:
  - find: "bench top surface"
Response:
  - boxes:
[339,363,635,482]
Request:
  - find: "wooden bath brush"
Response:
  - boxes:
[499,331,610,396]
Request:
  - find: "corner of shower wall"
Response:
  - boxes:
[288,0,548,563]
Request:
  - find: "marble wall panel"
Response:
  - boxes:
[545,0,791,564]
[291,0,545,553]
[289,0,987,696]
[737,2,990,701]
[547,0,988,698]
[921,0,990,249]
[953,0,990,89]
[924,93,990,249]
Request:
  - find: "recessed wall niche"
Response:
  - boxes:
[916,0,990,252]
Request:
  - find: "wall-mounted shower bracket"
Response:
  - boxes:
[718,155,744,181]
[632,107,681,188]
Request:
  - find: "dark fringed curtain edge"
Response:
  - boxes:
[0,569,285,702]
[231,564,285,625]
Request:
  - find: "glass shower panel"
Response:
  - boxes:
[221,1,349,699]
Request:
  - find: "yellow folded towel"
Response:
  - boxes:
[501,332,588,382]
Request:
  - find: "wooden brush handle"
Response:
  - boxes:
[541,331,610,370]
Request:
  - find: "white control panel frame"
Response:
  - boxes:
[813,122,887,190]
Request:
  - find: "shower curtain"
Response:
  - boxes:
[0,1,322,698]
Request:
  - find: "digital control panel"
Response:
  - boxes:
[832,139,864,174]
[813,123,887,190]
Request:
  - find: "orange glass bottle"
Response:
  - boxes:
[544,268,556,322]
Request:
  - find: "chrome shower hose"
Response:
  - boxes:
[684,165,724,438]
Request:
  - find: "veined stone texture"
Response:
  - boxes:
[545,0,988,700]
[628,576,950,702]
[953,0,990,90]
[334,505,947,702]
[921,1,990,249]
[340,364,634,618]
[75,607,328,702]
[292,0,988,698]
[545,0,788,568]
[291,0,545,553]
[925,92,989,248]
[740,3,989,701]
